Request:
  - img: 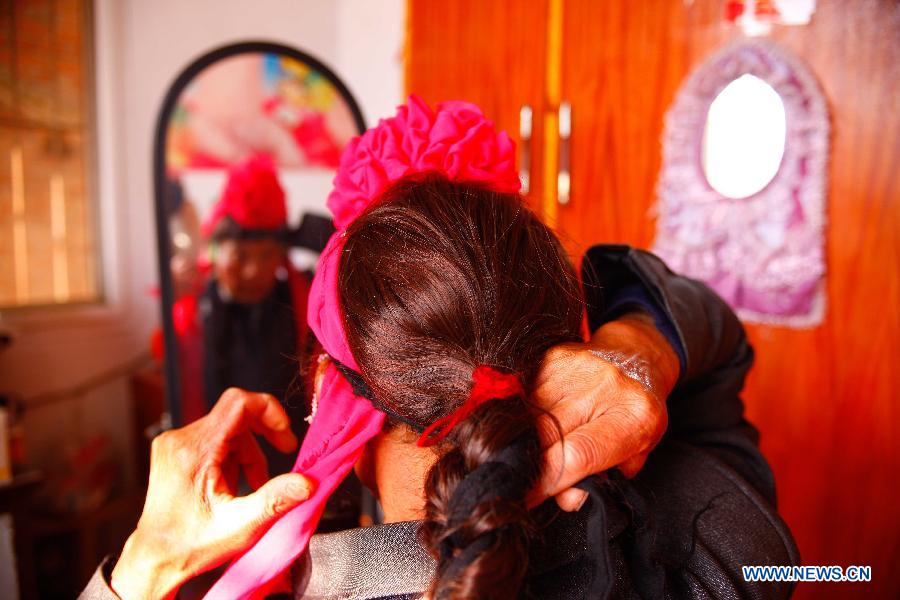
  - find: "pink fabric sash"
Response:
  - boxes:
[205,234,385,599]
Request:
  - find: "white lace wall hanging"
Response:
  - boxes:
[652,40,830,327]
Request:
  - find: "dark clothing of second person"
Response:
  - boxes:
[200,277,308,475]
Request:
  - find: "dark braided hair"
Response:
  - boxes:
[339,174,583,599]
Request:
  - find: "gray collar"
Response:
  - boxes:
[295,520,434,599]
[293,498,622,599]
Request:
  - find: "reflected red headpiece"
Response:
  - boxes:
[201,155,287,236]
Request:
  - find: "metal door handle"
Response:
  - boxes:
[558,101,571,205]
[519,105,533,195]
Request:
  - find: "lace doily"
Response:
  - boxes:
[653,40,830,327]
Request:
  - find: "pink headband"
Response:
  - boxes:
[205,95,520,599]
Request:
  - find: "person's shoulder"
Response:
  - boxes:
[638,440,800,597]
[78,556,120,600]
[297,522,434,599]
[529,442,799,598]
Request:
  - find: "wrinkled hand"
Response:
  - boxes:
[531,312,679,511]
[111,388,313,600]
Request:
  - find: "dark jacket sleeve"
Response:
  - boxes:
[582,244,774,503]
[582,245,799,597]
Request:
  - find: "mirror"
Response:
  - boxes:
[653,41,829,327]
[153,43,365,453]
[702,74,786,199]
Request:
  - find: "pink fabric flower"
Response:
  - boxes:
[327,95,520,229]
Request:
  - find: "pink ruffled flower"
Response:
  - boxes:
[327,95,520,229]
[201,155,286,236]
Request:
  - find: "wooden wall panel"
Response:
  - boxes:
[406,0,548,210]
[561,2,899,597]
[560,0,711,254]
[408,1,899,597]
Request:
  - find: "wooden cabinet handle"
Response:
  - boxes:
[519,105,533,195]
[558,101,571,205]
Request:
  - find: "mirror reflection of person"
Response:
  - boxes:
[173,156,311,475]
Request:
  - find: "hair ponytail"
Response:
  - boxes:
[338,175,583,599]
[420,397,541,599]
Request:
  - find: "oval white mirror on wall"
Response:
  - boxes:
[702,74,786,199]
[653,41,829,327]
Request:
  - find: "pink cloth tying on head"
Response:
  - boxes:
[204,234,384,600]
[204,95,518,599]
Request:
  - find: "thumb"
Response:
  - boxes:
[231,473,315,531]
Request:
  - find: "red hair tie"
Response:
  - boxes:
[417,365,524,447]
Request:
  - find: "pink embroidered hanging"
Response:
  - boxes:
[653,41,829,328]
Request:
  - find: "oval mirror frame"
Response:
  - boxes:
[153,41,366,426]
[653,41,830,327]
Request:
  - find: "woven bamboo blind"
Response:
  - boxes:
[0,0,98,308]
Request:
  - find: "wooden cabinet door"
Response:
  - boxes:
[408,1,899,597]
[559,2,899,598]
[558,0,710,259]
[406,0,548,211]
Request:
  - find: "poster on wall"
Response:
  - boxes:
[166,52,358,170]
[161,49,365,272]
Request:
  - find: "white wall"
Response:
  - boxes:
[336,0,407,125]
[0,0,405,489]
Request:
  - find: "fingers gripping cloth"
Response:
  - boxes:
[204,95,521,599]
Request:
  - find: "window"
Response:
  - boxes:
[0,0,98,308]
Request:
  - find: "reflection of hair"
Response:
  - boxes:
[339,174,583,599]
[164,176,185,216]
[209,216,288,244]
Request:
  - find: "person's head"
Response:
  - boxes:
[203,155,289,304]
[211,231,285,304]
[338,173,583,599]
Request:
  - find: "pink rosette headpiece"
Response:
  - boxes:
[205,95,519,599]
[327,94,520,229]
